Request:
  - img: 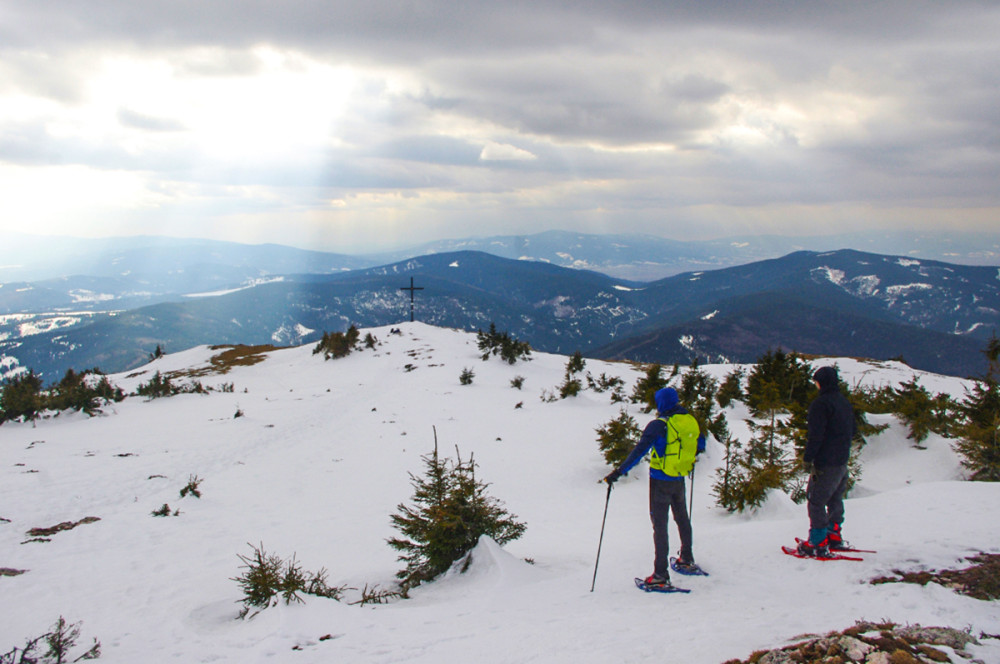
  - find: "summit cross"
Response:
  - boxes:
[400,277,424,322]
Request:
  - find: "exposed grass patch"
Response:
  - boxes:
[871,553,1000,601]
[175,344,284,379]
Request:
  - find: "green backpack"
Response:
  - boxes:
[649,413,700,477]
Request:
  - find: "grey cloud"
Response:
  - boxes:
[2,0,998,229]
[117,109,186,132]
[372,136,483,166]
[3,1,993,56]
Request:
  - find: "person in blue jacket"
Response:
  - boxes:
[797,365,857,557]
[604,387,706,588]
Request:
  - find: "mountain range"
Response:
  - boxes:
[2,244,997,382]
[3,228,999,288]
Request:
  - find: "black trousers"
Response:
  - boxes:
[807,464,849,536]
[649,478,692,577]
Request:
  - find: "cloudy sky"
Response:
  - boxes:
[1,1,998,253]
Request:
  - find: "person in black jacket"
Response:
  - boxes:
[797,366,857,557]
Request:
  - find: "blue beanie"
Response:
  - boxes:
[655,387,679,413]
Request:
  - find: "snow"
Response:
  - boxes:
[1,322,999,663]
[886,283,933,296]
[815,266,846,285]
[68,290,115,303]
[184,277,285,298]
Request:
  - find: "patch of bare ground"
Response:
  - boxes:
[871,553,1000,601]
[23,516,101,541]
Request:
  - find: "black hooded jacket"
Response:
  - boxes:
[804,367,857,467]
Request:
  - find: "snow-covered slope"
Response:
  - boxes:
[1,323,998,663]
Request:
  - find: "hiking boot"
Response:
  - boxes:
[643,574,671,588]
[796,539,830,558]
[673,558,697,573]
[827,523,848,550]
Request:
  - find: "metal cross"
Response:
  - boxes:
[399,276,424,322]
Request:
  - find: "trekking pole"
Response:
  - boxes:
[590,481,613,592]
[688,470,695,517]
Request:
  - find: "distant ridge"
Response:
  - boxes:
[2,248,997,380]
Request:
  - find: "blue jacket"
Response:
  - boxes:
[618,404,707,481]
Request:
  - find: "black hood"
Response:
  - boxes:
[813,366,839,392]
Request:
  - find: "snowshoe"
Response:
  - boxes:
[670,556,709,576]
[634,576,690,593]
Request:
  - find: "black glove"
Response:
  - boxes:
[604,469,622,485]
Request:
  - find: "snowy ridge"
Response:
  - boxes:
[1,323,998,663]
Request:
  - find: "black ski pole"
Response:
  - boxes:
[590,481,613,592]
[688,470,695,516]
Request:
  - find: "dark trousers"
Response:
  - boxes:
[806,464,849,540]
[649,478,692,578]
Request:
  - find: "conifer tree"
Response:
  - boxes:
[631,363,667,413]
[558,352,585,398]
[476,323,532,364]
[136,371,176,399]
[677,361,718,436]
[893,376,936,445]
[716,367,745,408]
[745,349,813,418]
[954,335,1000,481]
[388,435,526,591]
[314,325,361,359]
[0,370,44,424]
[595,409,641,466]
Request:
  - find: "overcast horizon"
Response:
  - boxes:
[2,1,998,254]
